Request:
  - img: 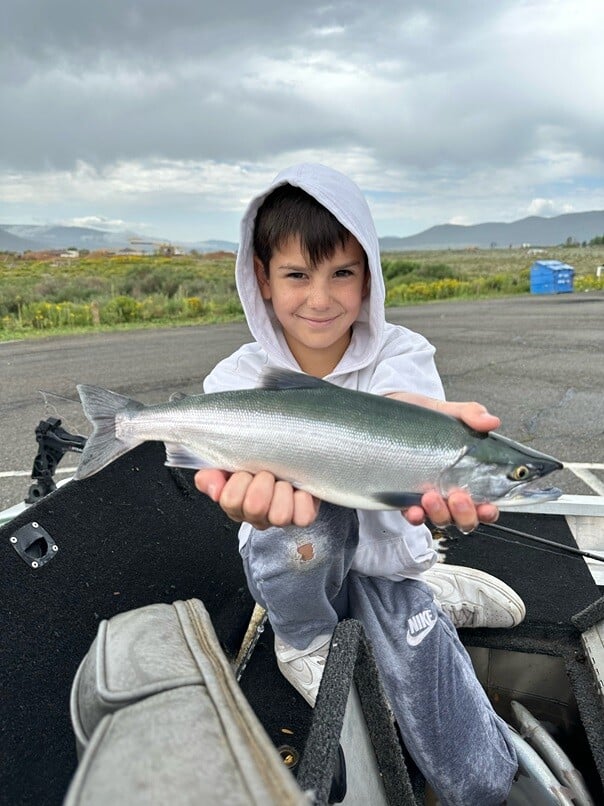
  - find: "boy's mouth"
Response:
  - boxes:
[298,314,340,327]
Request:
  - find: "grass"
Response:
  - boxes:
[1,246,603,341]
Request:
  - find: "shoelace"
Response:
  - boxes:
[444,604,476,628]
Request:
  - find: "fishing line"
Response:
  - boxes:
[468,522,604,562]
[38,390,89,436]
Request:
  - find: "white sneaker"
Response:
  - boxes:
[423,564,526,628]
[274,635,331,707]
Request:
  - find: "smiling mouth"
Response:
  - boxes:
[299,315,339,325]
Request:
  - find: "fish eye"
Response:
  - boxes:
[509,465,531,481]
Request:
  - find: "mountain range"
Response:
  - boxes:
[0,224,238,255]
[1,210,603,254]
[380,210,604,250]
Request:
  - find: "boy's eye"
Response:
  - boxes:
[286,271,307,280]
[334,269,353,277]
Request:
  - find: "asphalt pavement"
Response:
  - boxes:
[1,293,603,511]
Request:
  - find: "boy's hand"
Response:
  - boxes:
[194,468,319,530]
[387,393,501,533]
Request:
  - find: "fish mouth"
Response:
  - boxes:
[494,484,563,507]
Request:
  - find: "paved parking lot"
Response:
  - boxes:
[1,292,603,510]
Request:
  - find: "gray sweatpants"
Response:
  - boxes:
[240,503,517,806]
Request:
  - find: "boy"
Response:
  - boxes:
[194,163,518,803]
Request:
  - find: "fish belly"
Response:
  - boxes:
[152,403,459,510]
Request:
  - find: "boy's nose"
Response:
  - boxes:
[307,280,331,308]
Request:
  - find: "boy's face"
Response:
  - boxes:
[254,234,369,377]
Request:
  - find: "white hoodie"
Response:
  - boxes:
[203,163,444,579]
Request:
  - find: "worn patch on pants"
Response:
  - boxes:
[406,607,437,646]
[285,533,329,571]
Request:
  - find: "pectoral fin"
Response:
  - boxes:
[372,492,424,508]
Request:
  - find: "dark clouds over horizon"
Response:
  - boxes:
[2,0,603,242]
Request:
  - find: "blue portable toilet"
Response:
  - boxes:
[529,260,574,294]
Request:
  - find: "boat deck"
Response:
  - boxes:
[1,442,603,804]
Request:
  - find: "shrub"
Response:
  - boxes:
[575,275,604,291]
[382,258,458,284]
[183,297,206,318]
[101,295,141,323]
[18,301,93,329]
[33,275,109,302]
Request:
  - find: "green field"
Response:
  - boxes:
[1,247,603,341]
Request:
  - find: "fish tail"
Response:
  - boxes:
[74,384,144,479]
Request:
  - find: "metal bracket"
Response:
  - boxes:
[9,522,58,569]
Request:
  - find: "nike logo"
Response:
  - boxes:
[406,608,437,646]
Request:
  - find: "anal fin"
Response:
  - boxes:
[164,443,212,470]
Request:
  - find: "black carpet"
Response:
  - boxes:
[440,511,604,800]
[439,510,600,629]
[0,443,253,806]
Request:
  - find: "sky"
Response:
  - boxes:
[2,0,604,244]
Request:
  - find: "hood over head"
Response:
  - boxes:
[235,163,386,375]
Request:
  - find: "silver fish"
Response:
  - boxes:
[511,700,595,806]
[74,369,562,509]
[508,728,575,805]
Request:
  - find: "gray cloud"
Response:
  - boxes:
[2,1,603,238]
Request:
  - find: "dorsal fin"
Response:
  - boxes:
[260,368,330,392]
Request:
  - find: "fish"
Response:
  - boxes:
[511,700,595,806]
[74,369,563,510]
[507,728,576,805]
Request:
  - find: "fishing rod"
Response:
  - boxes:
[473,528,591,562]
[468,521,604,562]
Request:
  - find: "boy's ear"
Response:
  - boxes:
[253,255,271,300]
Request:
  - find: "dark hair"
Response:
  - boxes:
[253,184,353,272]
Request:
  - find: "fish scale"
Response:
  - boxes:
[142,388,463,505]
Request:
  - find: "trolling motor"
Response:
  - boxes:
[26,418,87,503]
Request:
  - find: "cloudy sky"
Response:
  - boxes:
[2,0,603,243]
